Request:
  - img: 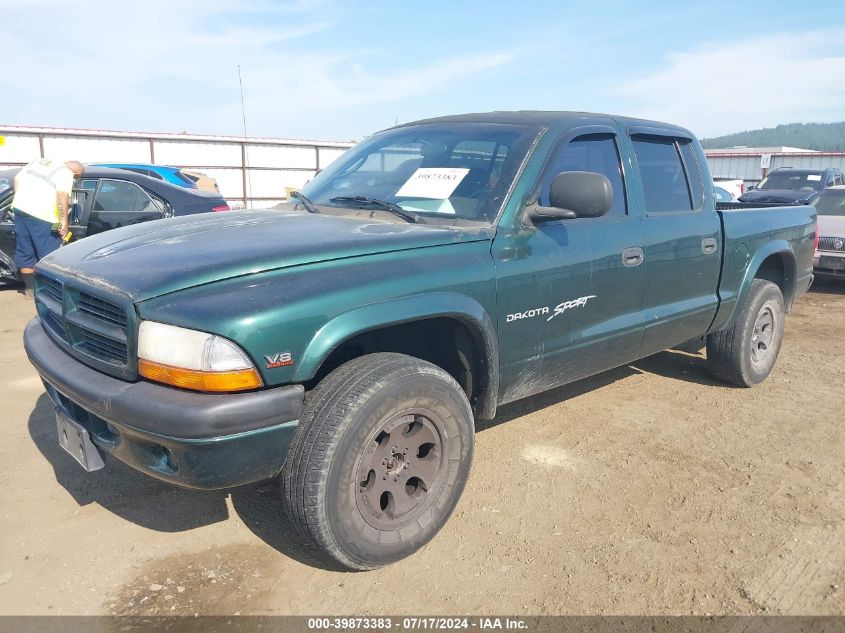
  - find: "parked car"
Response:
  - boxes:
[92,163,220,193]
[739,167,844,205]
[713,177,744,199]
[0,167,229,281]
[24,111,816,571]
[812,185,845,278]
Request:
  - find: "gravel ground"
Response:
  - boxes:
[0,280,842,616]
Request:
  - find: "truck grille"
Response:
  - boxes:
[818,237,845,252]
[40,275,64,304]
[78,292,129,329]
[35,273,134,376]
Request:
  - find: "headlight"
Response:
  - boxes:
[137,321,262,392]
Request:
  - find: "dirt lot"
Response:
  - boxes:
[0,281,843,616]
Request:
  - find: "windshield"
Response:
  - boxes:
[815,191,845,216]
[298,122,542,226]
[757,170,824,191]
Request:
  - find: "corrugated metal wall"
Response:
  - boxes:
[0,126,355,208]
[705,151,845,184]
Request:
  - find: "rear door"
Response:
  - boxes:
[86,179,165,236]
[627,131,721,354]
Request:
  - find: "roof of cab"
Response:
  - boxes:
[396,110,695,137]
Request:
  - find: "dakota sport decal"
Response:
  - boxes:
[506,295,597,323]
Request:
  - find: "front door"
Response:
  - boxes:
[493,124,646,404]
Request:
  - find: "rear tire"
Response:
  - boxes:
[282,352,475,570]
[707,279,785,387]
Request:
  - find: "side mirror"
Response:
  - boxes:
[528,171,613,222]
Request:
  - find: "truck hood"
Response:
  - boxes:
[37,210,493,301]
[740,188,817,204]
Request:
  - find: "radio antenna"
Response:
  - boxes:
[238,64,253,208]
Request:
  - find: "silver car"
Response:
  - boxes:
[813,185,845,278]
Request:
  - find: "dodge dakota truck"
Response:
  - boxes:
[24,112,816,570]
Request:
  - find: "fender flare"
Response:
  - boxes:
[293,292,500,420]
[720,240,797,329]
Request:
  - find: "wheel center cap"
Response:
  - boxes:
[385,452,405,475]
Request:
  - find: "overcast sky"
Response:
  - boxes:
[3,0,844,141]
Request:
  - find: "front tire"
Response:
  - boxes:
[707,279,785,387]
[282,352,475,570]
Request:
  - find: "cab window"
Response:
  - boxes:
[538,133,627,216]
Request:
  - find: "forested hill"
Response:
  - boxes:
[701,122,845,152]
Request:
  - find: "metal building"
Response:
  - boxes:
[705,147,845,186]
[0,126,355,208]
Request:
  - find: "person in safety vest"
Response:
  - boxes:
[11,159,84,297]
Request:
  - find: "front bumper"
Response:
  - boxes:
[24,317,304,489]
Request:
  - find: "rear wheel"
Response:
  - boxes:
[282,352,474,570]
[707,279,785,387]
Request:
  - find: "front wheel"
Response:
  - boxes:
[707,279,785,387]
[282,352,475,570]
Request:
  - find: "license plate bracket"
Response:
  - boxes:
[56,409,105,472]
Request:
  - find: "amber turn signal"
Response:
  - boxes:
[138,359,263,393]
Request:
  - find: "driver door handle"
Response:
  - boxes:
[622,246,644,267]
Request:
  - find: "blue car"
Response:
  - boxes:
[91,163,209,190]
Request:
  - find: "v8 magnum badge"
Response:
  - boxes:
[264,352,294,368]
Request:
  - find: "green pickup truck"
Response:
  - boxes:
[24,112,816,570]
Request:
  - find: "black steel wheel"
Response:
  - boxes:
[282,352,474,570]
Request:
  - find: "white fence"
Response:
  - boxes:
[0,126,356,208]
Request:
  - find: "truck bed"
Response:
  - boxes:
[710,203,817,333]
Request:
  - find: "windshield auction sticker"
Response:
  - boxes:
[396,167,470,199]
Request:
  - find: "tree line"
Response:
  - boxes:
[701,122,845,152]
